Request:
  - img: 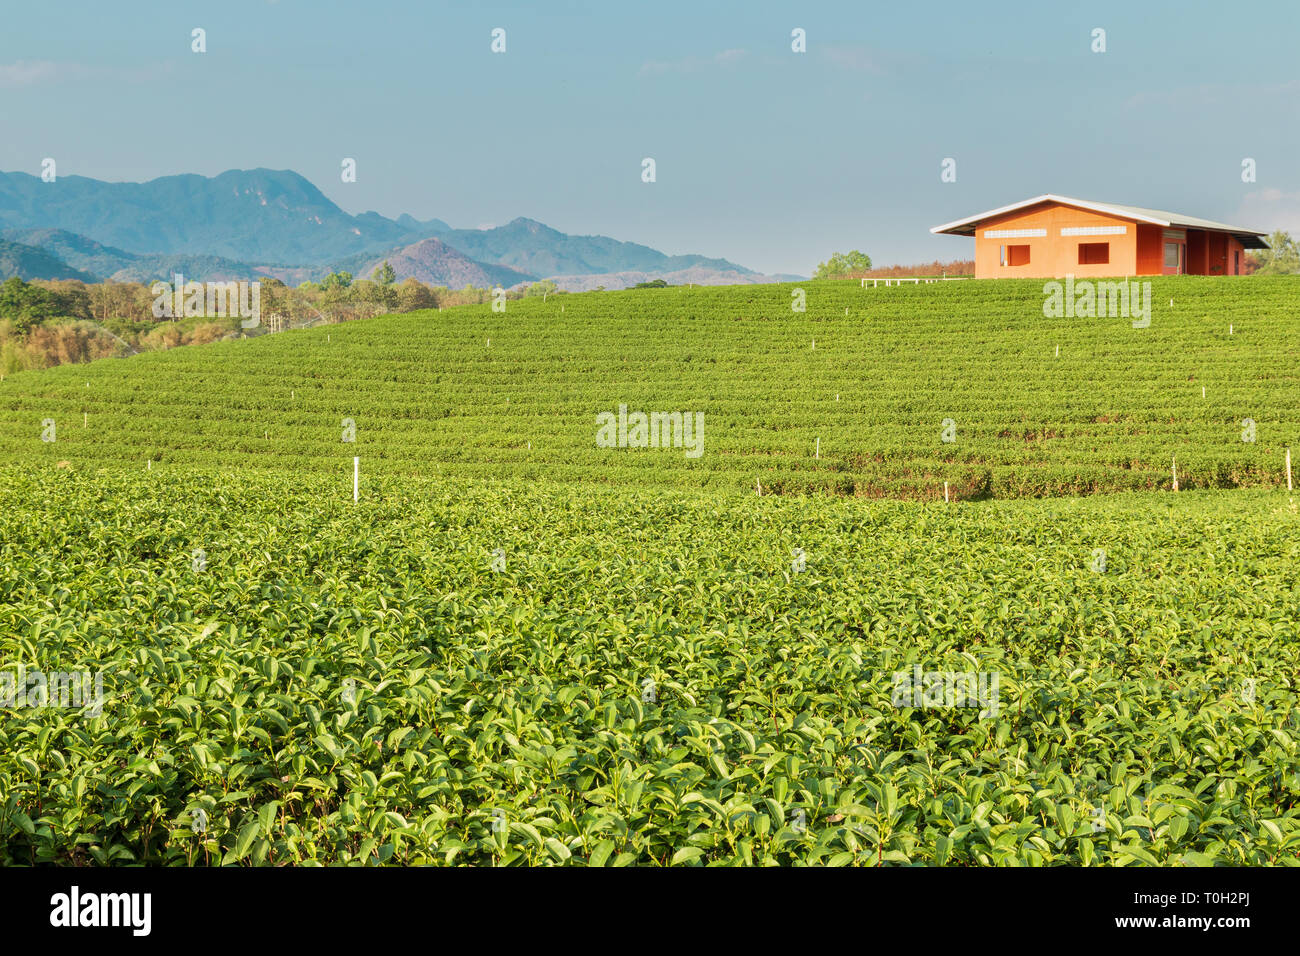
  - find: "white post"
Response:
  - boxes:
[835,393,840,402]
[1172,454,1178,492]
[83,412,87,428]
[811,339,815,350]
[944,481,949,503]
[147,460,151,471]
[1287,448,1293,492]
[1202,386,1205,398]
[815,437,820,459]
[1229,324,1233,335]
[1055,344,1059,358]
[353,456,359,503]
[755,478,761,496]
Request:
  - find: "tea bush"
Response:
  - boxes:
[1,278,1296,498]
[1,468,1297,865]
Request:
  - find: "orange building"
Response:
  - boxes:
[931,195,1267,280]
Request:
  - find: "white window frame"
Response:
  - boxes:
[983,228,1047,239]
[1061,225,1127,236]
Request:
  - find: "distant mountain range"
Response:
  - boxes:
[0,236,97,283]
[0,228,268,283]
[0,168,414,264]
[420,217,752,278]
[336,237,536,290]
[0,168,797,289]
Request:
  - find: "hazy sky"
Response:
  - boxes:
[3,0,1298,275]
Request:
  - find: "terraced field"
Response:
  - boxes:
[1,277,1296,497]
[2,278,1299,866]
[2,469,1298,865]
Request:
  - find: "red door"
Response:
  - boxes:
[1162,239,1185,275]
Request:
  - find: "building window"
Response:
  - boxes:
[1007,244,1030,266]
[999,244,1005,266]
[1164,242,1181,270]
[1078,242,1109,265]
[1061,225,1127,236]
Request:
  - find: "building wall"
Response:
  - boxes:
[1188,230,1208,274]
[974,203,1139,279]
[1213,234,1247,275]
[1136,225,1247,275]
[1136,224,1165,275]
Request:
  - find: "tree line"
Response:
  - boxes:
[0,264,568,374]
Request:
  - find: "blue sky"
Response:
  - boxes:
[2,0,1297,275]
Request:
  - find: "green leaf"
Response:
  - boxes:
[234,821,259,861]
[587,839,615,867]
[671,846,705,865]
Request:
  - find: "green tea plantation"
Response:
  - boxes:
[1,278,1298,865]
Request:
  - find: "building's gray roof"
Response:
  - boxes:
[931,194,1269,248]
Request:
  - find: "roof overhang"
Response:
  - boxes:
[931,194,1268,246]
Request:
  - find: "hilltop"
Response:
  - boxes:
[1,277,1296,499]
[0,228,276,283]
[0,237,97,282]
[333,237,536,290]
